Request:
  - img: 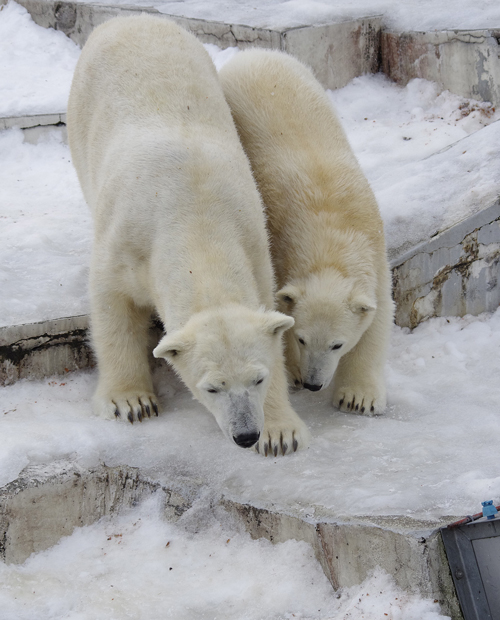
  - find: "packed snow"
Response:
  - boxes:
[1,3,499,326]
[0,128,91,328]
[0,498,449,620]
[0,1,80,117]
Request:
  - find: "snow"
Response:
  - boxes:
[0,497,449,620]
[0,128,91,328]
[0,1,80,118]
[327,75,500,257]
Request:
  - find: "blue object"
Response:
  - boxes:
[481,500,498,520]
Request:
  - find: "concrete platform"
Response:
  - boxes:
[0,459,463,619]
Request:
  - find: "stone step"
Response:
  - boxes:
[11,0,381,91]
[9,0,500,104]
[0,112,67,143]
[0,459,462,619]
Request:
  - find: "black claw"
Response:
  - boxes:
[137,409,143,422]
[153,402,159,416]
[370,405,375,413]
[361,406,365,413]
[114,408,120,419]
[127,411,134,424]
[264,443,269,457]
[145,404,151,417]
[339,398,344,407]
[273,444,278,457]
[255,442,260,454]
[281,443,288,456]
[293,438,298,452]
[355,404,359,411]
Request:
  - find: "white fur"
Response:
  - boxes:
[67,17,310,454]
[220,50,394,414]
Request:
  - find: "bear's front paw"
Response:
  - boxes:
[333,384,386,415]
[93,392,159,423]
[254,416,310,457]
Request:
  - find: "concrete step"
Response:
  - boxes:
[0,112,67,143]
[0,459,463,619]
[9,0,500,104]
[11,0,381,91]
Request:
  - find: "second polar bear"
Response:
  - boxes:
[220,50,394,414]
[67,17,310,455]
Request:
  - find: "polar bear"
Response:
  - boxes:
[219,50,394,414]
[67,17,310,454]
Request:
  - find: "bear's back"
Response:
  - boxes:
[67,16,236,204]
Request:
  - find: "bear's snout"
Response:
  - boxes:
[233,431,260,448]
[303,382,323,392]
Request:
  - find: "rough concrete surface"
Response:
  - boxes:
[0,314,92,386]
[9,0,382,90]
[382,28,500,106]
[392,198,500,328]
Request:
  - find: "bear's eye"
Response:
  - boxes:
[207,388,219,394]
[331,344,343,351]
[255,378,264,386]
[298,337,306,345]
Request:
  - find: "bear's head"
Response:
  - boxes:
[277,272,376,392]
[153,304,293,448]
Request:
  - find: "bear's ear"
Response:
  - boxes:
[349,294,377,314]
[276,285,301,309]
[261,311,295,335]
[153,331,193,362]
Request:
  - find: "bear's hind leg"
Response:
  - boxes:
[91,290,159,423]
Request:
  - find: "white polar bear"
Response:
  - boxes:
[67,17,310,455]
[219,50,394,414]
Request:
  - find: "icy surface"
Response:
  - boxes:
[0,1,80,117]
[2,309,499,520]
[0,497,449,620]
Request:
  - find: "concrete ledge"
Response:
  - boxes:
[12,0,382,90]
[0,460,462,618]
[0,315,92,386]
[0,112,68,143]
[392,198,500,328]
[0,460,190,564]
[382,28,500,106]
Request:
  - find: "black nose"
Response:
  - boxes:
[303,383,323,392]
[233,432,260,448]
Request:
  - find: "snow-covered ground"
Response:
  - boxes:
[0,1,80,117]
[2,309,500,518]
[2,309,500,618]
[1,2,499,326]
